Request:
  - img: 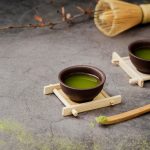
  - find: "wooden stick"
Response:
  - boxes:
[53,88,72,106]
[112,52,150,87]
[112,52,144,87]
[101,90,109,98]
[62,95,121,116]
[43,83,60,95]
[44,83,122,117]
[96,104,150,125]
[112,52,142,80]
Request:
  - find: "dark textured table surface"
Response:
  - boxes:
[0,0,150,150]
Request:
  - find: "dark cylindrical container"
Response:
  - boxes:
[58,65,106,103]
[128,40,150,74]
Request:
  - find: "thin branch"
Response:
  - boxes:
[0,4,98,31]
[0,22,56,30]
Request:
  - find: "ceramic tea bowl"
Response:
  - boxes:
[128,40,150,74]
[58,65,106,103]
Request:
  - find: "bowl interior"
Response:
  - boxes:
[59,66,106,90]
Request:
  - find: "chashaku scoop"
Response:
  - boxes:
[94,0,150,37]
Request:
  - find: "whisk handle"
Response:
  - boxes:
[140,4,150,24]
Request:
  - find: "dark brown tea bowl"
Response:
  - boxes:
[128,40,150,74]
[58,65,106,103]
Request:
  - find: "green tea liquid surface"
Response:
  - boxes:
[64,73,100,89]
[134,48,150,60]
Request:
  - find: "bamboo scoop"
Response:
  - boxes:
[94,0,150,37]
[96,104,150,125]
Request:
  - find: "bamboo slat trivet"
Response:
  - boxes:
[43,83,122,117]
[112,52,150,87]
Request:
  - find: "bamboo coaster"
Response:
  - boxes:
[112,52,150,87]
[43,83,122,117]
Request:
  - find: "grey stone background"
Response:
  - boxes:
[0,0,150,150]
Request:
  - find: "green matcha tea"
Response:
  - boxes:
[133,48,150,60]
[64,73,100,89]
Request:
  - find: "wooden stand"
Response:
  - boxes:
[112,52,150,87]
[43,83,122,117]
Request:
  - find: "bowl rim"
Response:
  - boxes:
[128,40,150,62]
[58,65,106,91]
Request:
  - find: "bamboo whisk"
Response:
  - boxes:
[94,0,150,37]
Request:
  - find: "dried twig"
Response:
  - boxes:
[0,22,56,30]
[0,4,95,30]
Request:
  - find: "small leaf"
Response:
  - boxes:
[34,15,43,23]
[66,13,71,20]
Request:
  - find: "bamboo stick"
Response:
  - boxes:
[96,104,150,125]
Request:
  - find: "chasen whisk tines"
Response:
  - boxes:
[94,0,150,37]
